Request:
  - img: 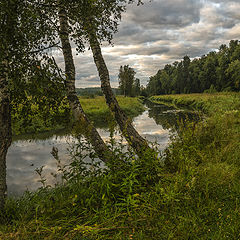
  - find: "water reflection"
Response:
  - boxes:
[7,102,199,195]
[133,110,169,145]
[7,136,72,195]
[146,101,201,131]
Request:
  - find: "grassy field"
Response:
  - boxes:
[12,96,145,135]
[1,93,240,239]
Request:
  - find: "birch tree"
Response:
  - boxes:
[69,0,151,155]
[57,1,112,161]
[36,0,150,157]
[0,0,65,209]
[0,49,10,210]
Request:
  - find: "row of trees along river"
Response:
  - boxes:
[146,40,240,95]
[111,40,240,98]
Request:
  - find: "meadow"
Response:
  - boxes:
[1,92,240,239]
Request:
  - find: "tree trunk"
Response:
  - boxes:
[0,56,12,210]
[57,5,112,162]
[89,35,150,155]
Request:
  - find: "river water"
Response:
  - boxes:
[6,102,198,195]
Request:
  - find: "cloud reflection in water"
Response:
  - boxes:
[7,106,173,195]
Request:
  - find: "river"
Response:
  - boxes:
[6,102,199,195]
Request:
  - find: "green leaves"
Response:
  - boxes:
[118,65,136,97]
[147,40,240,96]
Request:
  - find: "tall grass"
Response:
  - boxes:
[1,93,240,239]
[150,92,240,115]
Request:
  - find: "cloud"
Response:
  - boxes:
[225,24,240,40]
[54,0,240,87]
[125,0,202,29]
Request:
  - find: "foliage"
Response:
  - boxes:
[118,65,141,97]
[31,0,141,55]
[11,97,71,135]
[147,40,240,96]
[133,78,141,96]
[0,0,66,135]
[65,0,142,51]
[12,96,145,135]
[0,0,62,101]
[1,93,240,239]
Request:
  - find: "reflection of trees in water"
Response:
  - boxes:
[13,116,115,142]
[14,102,201,142]
[146,101,201,131]
[12,128,71,142]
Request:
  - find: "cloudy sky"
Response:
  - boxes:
[55,0,240,88]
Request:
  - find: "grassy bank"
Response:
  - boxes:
[149,92,240,115]
[12,96,145,135]
[79,96,145,128]
[1,93,240,239]
[150,92,240,169]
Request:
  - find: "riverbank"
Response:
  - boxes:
[12,96,145,135]
[150,92,240,168]
[149,92,240,115]
[1,93,240,239]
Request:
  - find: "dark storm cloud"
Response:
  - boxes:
[114,23,179,46]
[217,3,240,21]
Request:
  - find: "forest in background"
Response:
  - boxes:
[146,40,240,95]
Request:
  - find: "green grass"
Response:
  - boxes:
[1,93,240,239]
[149,92,240,115]
[80,96,145,128]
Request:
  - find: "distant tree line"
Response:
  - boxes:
[146,40,240,95]
[118,65,141,97]
[76,87,121,97]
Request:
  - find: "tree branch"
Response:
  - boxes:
[29,42,61,54]
[51,56,64,81]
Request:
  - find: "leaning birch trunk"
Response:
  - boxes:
[0,55,12,210]
[57,5,112,162]
[89,35,150,155]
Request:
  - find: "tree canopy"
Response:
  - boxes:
[118,65,141,97]
[146,40,240,95]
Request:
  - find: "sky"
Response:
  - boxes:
[55,0,240,88]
